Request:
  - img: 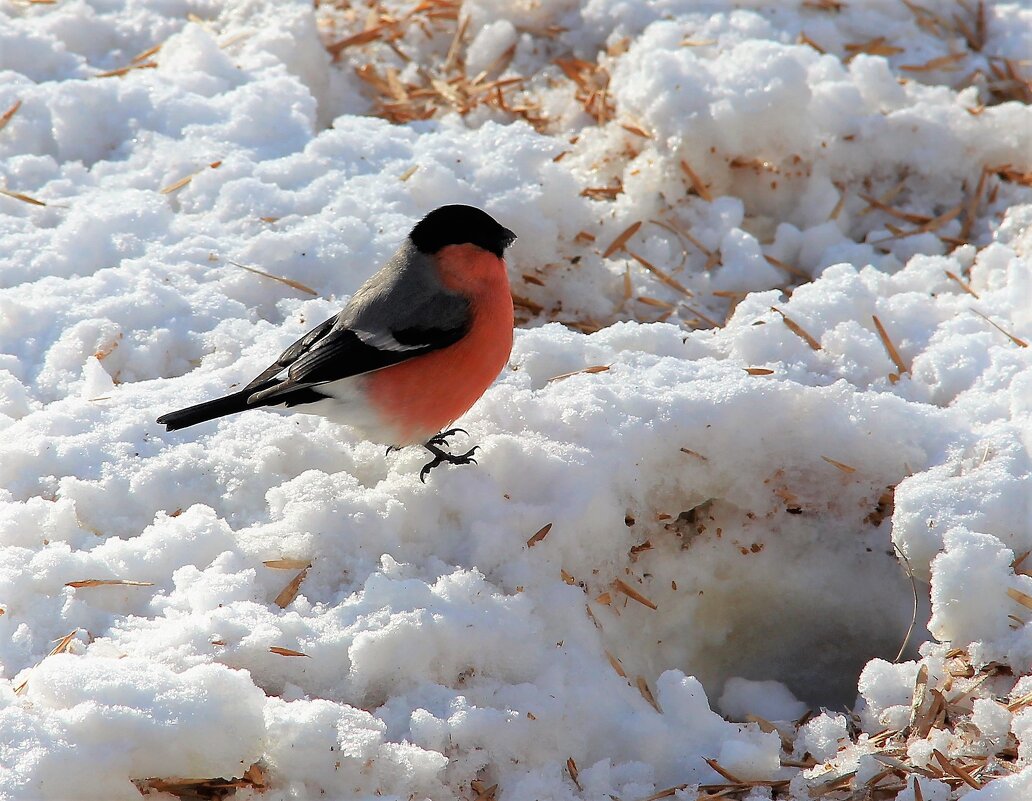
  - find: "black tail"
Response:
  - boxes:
[156,389,257,431]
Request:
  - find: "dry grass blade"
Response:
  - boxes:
[645,219,690,269]
[628,251,692,296]
[771,307,822,350]
[809,770,857,795]
[915,688,946,738]
[274,567,309,608]
[567,757,581,790]
[443,14,469,72]
[15,630,81,694]
[858,193,930,225]
[263,558,312,570]
[269,646,309,657]
[909,663,930,729]
[681,304,721,328]
[844,37,904,57]
[872,315,909,374]
[913,776,926,801]
[637,296,674,310]
[703,758,744,784]
[328,26,388,55]
[860,179,907,216]
[613,578,658,610]
[131,43,163,64]
[602,221,642,258]
[581,183,623,200]
[605,649,627,677]
[0,187,46,206]
[0,99,22,132]
[970,309,1028,347]
[636,786,689,801]
[869,205,964,246]
[918,203,963,233]
[527,522,553,547]
[95,61,158,78]
[512,293,544,315]
[66,579,154,588]
[829,182,847,220]
[1007,587,1032,611]
[961,166,989,241]
[660,219,715,266]
[821,455,856,473]
[900,52,967,72]
[226,260,318,296]
[546,365,610,382]
[621,122,652,139]
[798,32,826,53]
[680,447,707,460]
[764,255,811,281]
[745,367,774,376]
[680,160,713,201]
[944,270,978,298]
[50,630,80,656]
[160,174,195,195]
[636,676,661,711]
[1007,689,1032,712]
[892,543,919,662]
[931,749,982,789]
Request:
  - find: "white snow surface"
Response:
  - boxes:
[1,0,1031,799]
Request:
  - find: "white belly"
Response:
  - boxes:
[271,375,406,446]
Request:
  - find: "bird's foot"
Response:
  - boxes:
[420,438,479,483]
[424,427,468,449]
[385,445,400,456]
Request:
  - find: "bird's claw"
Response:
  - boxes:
[419,444,480,483]
[425,427,468,449]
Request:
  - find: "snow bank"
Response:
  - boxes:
[1,0,1031,799]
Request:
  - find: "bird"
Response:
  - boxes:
[156,204,517,481]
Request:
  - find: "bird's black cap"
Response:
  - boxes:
[409,204,517,259]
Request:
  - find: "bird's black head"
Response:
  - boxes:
[409,204,517,259]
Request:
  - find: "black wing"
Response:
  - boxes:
[156,306,470,431]
[240,315,337,392]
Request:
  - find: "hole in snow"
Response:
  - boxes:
[601,490,929,712]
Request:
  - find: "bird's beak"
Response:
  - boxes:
[503,229,517,249]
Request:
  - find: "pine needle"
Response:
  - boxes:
[613,578,657,610]
[226,260,318,296]
[771,307,822,350]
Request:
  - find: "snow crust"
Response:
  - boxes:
[1,0,1031,798]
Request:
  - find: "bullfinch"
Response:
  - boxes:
[156,204,517,480]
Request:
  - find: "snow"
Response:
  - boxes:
[1,0,1031,799]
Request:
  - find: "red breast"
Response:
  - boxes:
[366,244,514,445]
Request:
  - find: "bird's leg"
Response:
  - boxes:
[420,430,479,482]
[385,445,400,456]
